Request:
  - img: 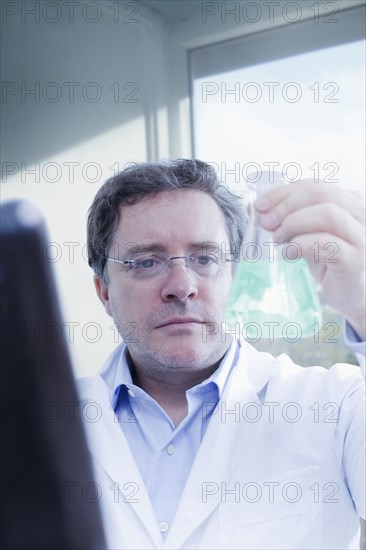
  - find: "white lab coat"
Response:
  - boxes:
[77,341,365,549]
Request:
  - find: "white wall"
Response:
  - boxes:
[1,1,172,376]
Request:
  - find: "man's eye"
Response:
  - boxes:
[193,254,216,265]
[134,257,160,269]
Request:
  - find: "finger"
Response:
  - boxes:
[255,181,365,226]
[285,234,365,321]
[254,180,316,210]
[283,234,358,274]
[263,203,366,247]
[282,233,346,264]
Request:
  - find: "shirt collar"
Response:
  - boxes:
[108,340,240,411]
[186,339,240,399]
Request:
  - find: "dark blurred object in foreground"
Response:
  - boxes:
[0,200,106,550]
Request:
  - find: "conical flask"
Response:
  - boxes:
[224,171,322,340]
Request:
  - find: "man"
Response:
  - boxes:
[79,159,365,549]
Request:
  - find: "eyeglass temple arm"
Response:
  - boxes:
[106,257,132,265]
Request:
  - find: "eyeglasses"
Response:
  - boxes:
[105,252,236,280]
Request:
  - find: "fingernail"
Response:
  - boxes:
[274,229,284,243]
[254,195,270,211]
[266,211,279,229]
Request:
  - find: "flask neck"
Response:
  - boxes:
[246,170,284,197]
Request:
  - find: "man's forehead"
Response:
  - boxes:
[121,189,217,212]
[118,190,227,227]
[112,190,230,251]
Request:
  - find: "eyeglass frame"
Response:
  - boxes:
[104,251,238,279]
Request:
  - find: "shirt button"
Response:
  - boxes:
[159,521,169,533]
[166,444,176,455]
[128,389,136,398]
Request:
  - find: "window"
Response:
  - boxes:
[190,5,365,366]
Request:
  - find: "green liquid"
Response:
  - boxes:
[224,259,321,339]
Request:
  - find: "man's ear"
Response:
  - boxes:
[94,275,112,317]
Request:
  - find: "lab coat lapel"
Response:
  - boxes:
[81,376,162,547]
[164,342,274,549]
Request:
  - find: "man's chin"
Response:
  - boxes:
[147,337,228,371]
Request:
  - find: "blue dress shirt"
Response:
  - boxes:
[106,342,239,535]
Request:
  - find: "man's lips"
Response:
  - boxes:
[155,318,203,328]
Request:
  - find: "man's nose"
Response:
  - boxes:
[160,261,198,302]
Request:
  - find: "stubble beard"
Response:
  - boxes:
[110,302,232,375]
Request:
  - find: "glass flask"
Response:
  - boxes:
[224,170,322,340]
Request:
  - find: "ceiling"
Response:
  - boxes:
[138,0,204,24]
[138,0,365,26]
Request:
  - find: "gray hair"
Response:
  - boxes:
[87,159,246,281]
